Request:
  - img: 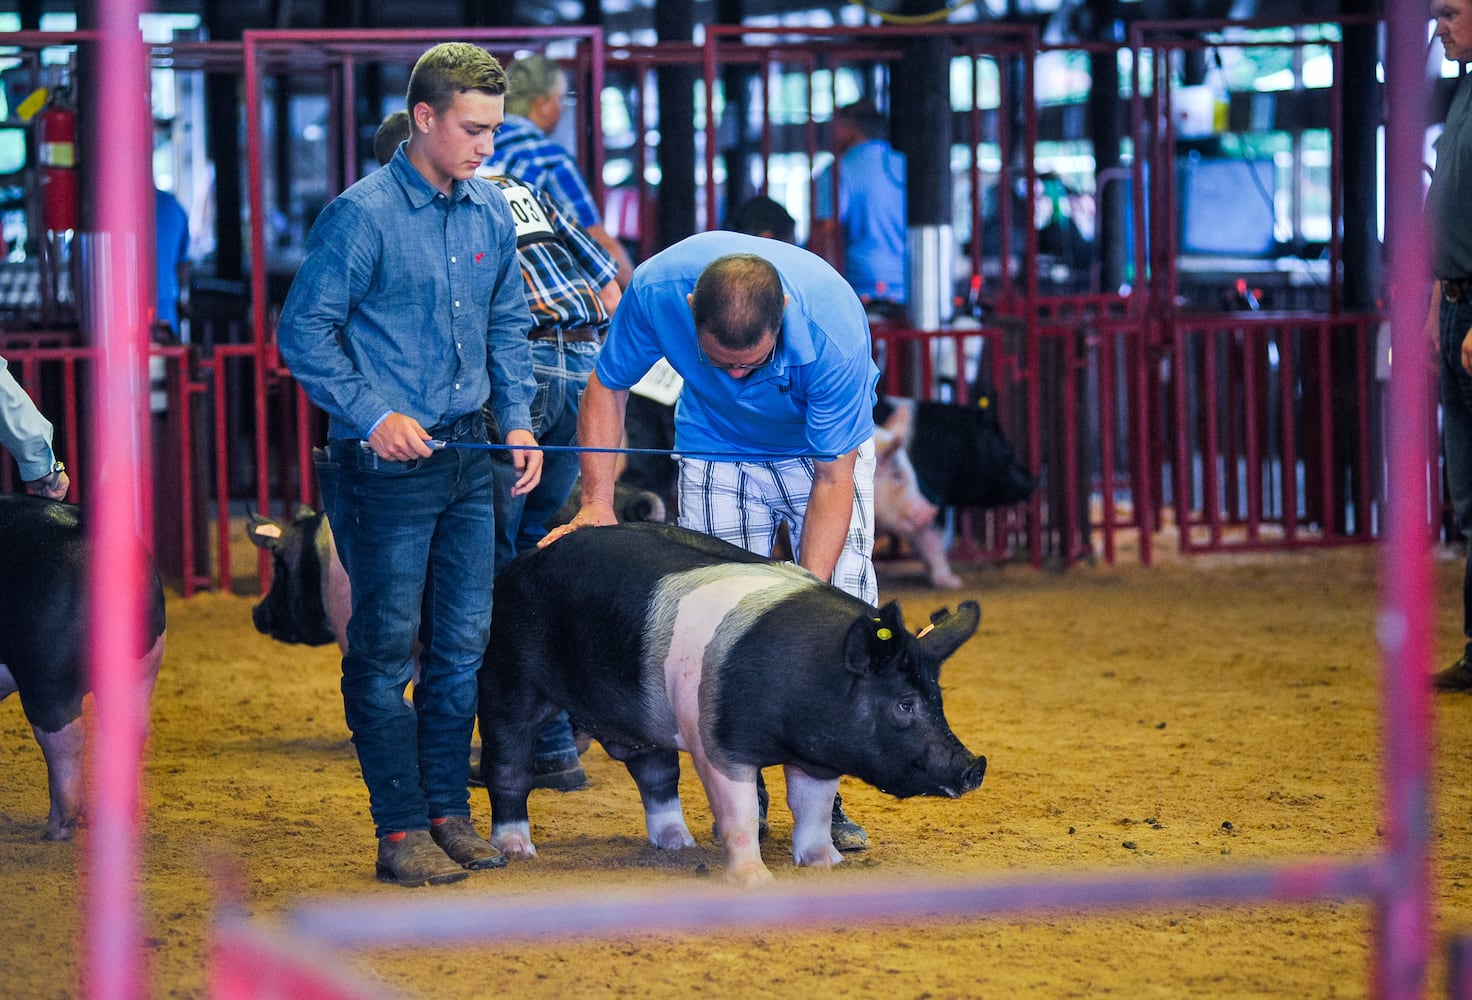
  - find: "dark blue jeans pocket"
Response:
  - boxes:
[331,439,426,476]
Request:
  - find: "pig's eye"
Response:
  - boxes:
[892,698,917,728]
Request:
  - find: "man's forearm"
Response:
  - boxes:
[576,371,628,507]
[797,450,859,583]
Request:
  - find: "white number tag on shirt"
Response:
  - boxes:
[494,181,556,242]
[630,357,683,406]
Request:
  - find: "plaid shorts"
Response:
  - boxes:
[677,437,877,606]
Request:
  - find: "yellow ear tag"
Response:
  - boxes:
[977,396,990,409]
[876,627,893,641]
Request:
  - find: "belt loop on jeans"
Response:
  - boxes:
[528,325,601,344]
[1444,277,1472,302]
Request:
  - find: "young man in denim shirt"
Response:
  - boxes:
[278,43,542,886]
[378,107,620,792]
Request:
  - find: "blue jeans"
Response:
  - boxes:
[1440,296,1472,659]
[316,412,496,837]
[489,337,599,765]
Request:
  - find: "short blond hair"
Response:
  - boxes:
[406,43,507,116]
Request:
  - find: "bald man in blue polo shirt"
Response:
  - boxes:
[544,229,880,850]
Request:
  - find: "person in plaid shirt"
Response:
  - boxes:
[484,53,634,288]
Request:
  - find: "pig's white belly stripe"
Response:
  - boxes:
[644,563,818,751]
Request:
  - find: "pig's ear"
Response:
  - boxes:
[842,601,908,676]
[917,601,981,662]
[245,511,284,551]
[873,425,903,459]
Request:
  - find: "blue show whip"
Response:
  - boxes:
[360,439,838,462]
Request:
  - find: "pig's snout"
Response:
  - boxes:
[894,500,939,535]
[955,755,987,796]
[934,752,987,799]
[884,747,987,800]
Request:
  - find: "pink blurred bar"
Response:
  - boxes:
[85,3,152,1000]
[210,922,410,1000]
[1374,0,1436,997]
[277,858,1386,949]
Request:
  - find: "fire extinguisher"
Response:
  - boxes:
[37,96,77,234]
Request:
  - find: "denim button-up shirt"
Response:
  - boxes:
[277,145,535,442]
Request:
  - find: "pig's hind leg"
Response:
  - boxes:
[486,775,538,857]
[784,766,844,869]
[620,747,696,850]
[482,705,550,858]
[910,524,963,590]
[34,716,85,841]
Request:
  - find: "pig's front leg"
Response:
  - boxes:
[784,766,844,869]
[687,754,770,887]
[909,524,963,589]
[620,747,696,850]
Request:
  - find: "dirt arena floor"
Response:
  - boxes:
[4,536,1472,998]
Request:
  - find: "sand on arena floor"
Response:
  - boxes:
[2,541,1471,998]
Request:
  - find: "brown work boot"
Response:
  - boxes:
[375,829,468,886]
[1434,655,1472,692]
[532,753,590,792]
[430,815,507,870]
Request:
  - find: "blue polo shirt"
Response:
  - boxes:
[596,231,878,459]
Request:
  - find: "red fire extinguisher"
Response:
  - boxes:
[37,97,77,234]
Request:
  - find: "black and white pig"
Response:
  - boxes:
[0,494,167,841]
[478,521,987,887]
[246,481,667,651]
[873,394,1037,589]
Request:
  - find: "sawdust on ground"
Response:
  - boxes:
[3,540,1471,998]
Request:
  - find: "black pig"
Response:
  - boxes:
[0,495,166,840]
[478,521,986,886]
